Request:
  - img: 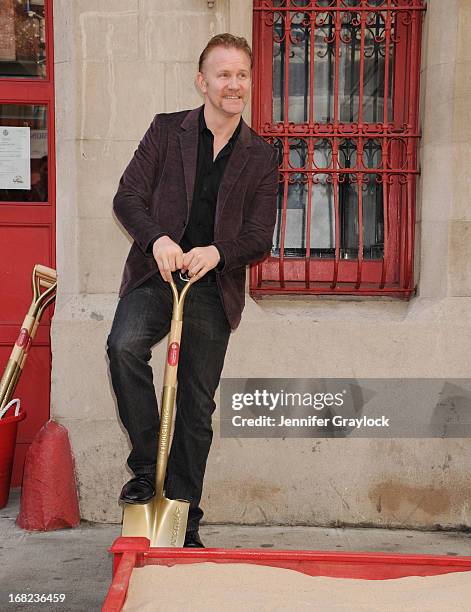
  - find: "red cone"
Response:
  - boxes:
[16,420,80,531]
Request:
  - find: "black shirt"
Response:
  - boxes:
[179,109,242,271]
[148,109,241,273]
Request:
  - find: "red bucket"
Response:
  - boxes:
[0,402,26,509]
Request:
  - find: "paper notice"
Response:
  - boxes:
[0,126,31,190]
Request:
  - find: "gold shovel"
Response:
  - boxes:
[0,264,57,411]
[121,273,193,547]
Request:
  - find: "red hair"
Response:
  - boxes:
[198,33,253,72]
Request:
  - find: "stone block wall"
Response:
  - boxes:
[52,0,471,527]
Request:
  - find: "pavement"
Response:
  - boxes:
[1,489,470,611]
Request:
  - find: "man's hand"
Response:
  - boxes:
[152,236,184,282]
[182,246,220,280]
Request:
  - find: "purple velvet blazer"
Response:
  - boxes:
[113,106,278,330]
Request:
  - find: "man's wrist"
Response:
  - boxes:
[147,234,168,254]
[213,244,225,271]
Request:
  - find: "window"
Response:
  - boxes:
[0,0,47,79]
[251,0,426,297]
[0,104,48,202]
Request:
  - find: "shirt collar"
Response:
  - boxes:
[199,107,242,144]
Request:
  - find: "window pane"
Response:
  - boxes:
[313,18,335,125]
[311,173,335,257]
[271,8,393,259]
[0,104,48,202]
[273,13,285,123]
[288,12,310,123]
[273,173,309,258]
[362,142,384,260]
[0,0,46,79]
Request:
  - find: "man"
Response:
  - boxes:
[107,33,278,548]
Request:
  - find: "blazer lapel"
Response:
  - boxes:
[178,110,253,227]
[215,120,252,229]
[178,107,201,211]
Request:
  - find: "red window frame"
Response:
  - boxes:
[251,0,426,298]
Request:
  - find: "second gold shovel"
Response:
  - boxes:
[121,273,193,547]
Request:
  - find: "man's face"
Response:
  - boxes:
[197,46,251,118]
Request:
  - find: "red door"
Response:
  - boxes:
[0,0,55,485]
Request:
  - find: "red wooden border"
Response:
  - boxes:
[103,537,471,612]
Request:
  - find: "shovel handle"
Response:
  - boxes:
[34,264,57,280]
[0,266,57,409]
[32,264,57,305]
[35,264,57,287]
[162,277,193,387]
[155,277,193,500]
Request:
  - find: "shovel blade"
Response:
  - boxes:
[121,498,157,540]
[122,496,189,547]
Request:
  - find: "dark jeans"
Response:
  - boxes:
[107,272,231,532]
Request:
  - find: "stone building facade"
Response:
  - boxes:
[51,0,471,528]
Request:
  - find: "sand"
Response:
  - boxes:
[121,562,471,612]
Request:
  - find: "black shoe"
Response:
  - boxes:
[119,475,155,504]
[184,531,205,548]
